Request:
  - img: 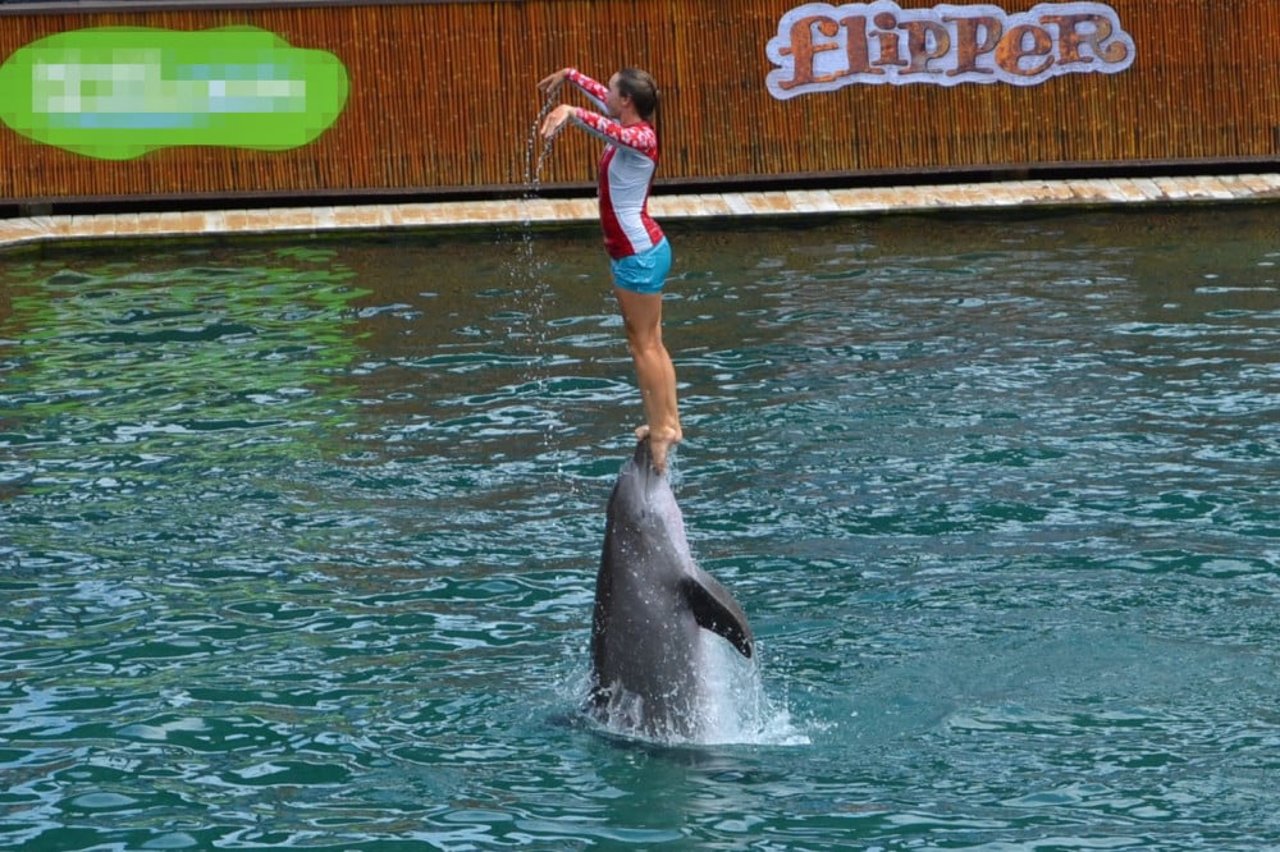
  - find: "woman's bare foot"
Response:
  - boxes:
[635,423,682,473]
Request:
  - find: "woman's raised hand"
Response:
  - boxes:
[540,104,575,140]
[537,68,570,97]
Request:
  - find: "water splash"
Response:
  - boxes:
[524,92,560,192]
[507,92,570,463]
[504,96,556,295]
[514,90,560,275]
[697,634,810,747]
[572,635,809,748]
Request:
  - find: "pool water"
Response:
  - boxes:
[1,205,1278,849]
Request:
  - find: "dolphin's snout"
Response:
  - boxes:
[631,437,666,479]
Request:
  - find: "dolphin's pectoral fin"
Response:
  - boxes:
[681,573,754,659]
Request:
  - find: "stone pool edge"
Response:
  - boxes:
[3,174,1279,251]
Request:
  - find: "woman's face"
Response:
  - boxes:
[606,73,629,118]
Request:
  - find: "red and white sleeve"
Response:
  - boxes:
[569,110,657,158]
[565,68,610,114]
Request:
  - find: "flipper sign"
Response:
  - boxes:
[0,27,349,160]
[767,1,1135,98]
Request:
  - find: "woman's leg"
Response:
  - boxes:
[613,286,681,471]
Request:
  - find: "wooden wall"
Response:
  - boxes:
[1,0,1277,206]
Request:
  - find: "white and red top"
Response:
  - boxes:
[565,68,664,260]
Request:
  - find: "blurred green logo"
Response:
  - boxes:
[0,26,349,160]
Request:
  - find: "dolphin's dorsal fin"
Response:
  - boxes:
[681,571,754,659]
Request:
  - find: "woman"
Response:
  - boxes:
[537,66,681,473]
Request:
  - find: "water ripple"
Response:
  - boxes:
[2,209,1279,848]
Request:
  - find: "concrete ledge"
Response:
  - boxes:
[3,174,1279,251]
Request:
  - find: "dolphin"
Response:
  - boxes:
[589,438,754,739]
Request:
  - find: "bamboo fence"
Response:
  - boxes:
[1,0,1277,205]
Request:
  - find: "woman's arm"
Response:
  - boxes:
[569,110,657,156]
[540,104,657,158]
[564,69,610,114]
[538,67,610,114]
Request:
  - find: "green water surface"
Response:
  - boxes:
[1,206,1278,849]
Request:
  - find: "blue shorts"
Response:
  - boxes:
[611,237,672,295]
